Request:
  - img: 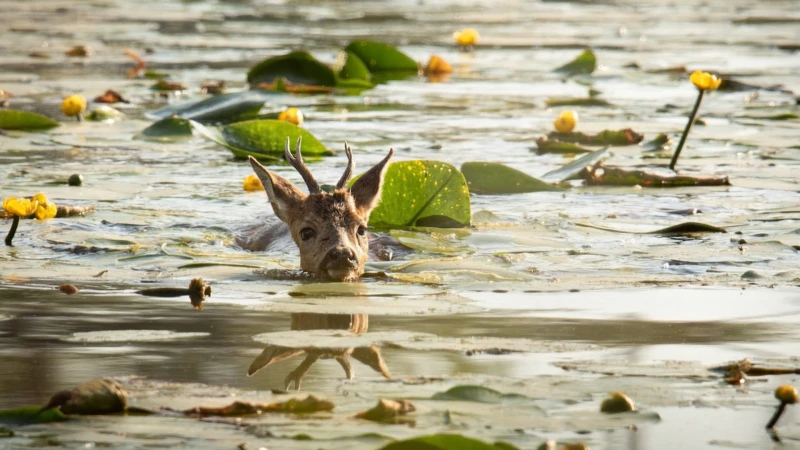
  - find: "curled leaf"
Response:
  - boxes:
[553,49,597,76]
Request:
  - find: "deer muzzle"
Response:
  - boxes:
[320,246,360,281]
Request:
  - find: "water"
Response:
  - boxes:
[2,0,800,448]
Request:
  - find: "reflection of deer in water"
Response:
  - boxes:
[248,313,391,390]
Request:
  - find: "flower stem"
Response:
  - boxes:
[766,402,787,429]
[669,89,705,172]
[5,216,19,246]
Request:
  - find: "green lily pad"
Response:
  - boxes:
[364,160,471,229]
[389,229,471,254]
[192,119,330,161]
[145,91,268,124]
[582,163,731,187]
[433,385,528,403]
[544,129,644,147]
[344,40,418,73]
[0,109,60,130]
[545,97,613,108]
[737,113,799,121]
[135,117,193,142]
[540,147,609,183]
[86,105,124,122]
[0,406,67,426]
[534,139,595,154]
[642,133,673,151]
[379,434,519,450]
[460,162,562,194]
[247,51,336,87]
[553,49,597,76]
[337,50,372,81]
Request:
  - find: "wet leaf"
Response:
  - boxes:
[544,129,644,146]
[461,162,562,194]
[0,406,66,425]
[337,50,372,81]
[94,89,128,103]
[600,392,636,413]
[180,395,334,416]
[642,133,673,151]
[192,119,330,161]
[136,117,193,142]
[363,160,471,229]
[540,148,609,183]
[344,40,418,73]
[355,399,416,424]
[150,80,187,91]
[575,221,726,235]
[738,113,799,121]
[553,49,597,76]
[86,105,124,122]
[146,91,267,124]
[379,434,519,450]
[0,109,59,130]
[389,229,472,254]
[582,163,730,187]
[432,385,527,403]
[545,97,613,108]
[42,379,128,415]
[247,51,336,87]
[534,139,595,154]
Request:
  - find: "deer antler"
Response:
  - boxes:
[336,142,355,190]
[285,136,320,194]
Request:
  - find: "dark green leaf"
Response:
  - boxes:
[192,119,330,161]
[337,50,372,81]
[379,434,519,450]
[247,51,336,87]
[345,40,419,72]
[542,129,643,147]
[545,97,613,107]
[0,406,67,426]
[540,148,609,183]
[334,76,376,94]
[650,222,727,234]
[0,109,60,130]
[363,160,471,229]
[135,117,193,142]
[553,49,597,76]
[737,113,799,121]
[461,162,562,194]
[534,140,595,154]
[432,385,527,403]
[145,91,268,124]
[369,70,419,84]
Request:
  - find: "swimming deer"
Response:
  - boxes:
[241,137,393,281]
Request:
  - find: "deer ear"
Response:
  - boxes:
[350,149,393,216]
[249,156,306,223]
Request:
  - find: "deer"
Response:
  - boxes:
[240,137,393,282]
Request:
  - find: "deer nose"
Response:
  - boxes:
[324,247,358,268]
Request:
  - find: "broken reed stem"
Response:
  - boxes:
[4,216,19,246]
[669,88,705,172]
[766,402,787,429]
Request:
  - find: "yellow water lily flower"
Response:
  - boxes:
[453,28,480,46]
[277,107,304,126]
[690,71,722,90]
[3,197,38,217]
[424,55,453,75]
[776,385,799,404]
[554,110,578,133]
[243,174,264,192]
[61,94,87,117]
[32,193,57,220]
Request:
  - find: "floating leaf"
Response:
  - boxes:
[575,221,726,234]
[41,379,128,415]
[0,406,66,425]
[0,109,59,130]
[379,434,519,450]
[145,91,267,124]
[179,395,334,416]
[363,160,471,229]
[642,133,673,151]
[540,148,609,183]
[86,105,124,122]
[136,117,193,142]
[389,229,471,254]
[582,162,730,187]
[247,51,336,87]
[191,119,330,161]
[432,385,527,403]
[737,113,799,121]
[545,97,613,108]
[544,129,643,146]
[355,399,415,425]
[553,49,597,76]
[150,80,187,91]
[337,50,372,81]
[461,162,562,194]
[345,40,419,73]
[534,140,594,154]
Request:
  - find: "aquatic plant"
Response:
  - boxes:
[668,70,722,171]
[2,193,56,246]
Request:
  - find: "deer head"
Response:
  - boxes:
[248,137,393,281]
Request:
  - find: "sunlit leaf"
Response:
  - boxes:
[0,109,59,130]
[135,117,193,142]
[247,51,336,87]
[145,91,268,124]
[337,50,372,81]
[180,395,334,416]
[0,406,66,425]
[582,163,730,187]
[389,229,472,254]
[540,148,609,183]
[344,40,419,72]
[191,119,331,161]
[379,434,519,450]
[432,385,527,403]
[544,129,644,147]
[461,162,562,194]
[362,160,471,229]
[553,49,597,76]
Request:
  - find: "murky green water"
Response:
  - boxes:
[2,0,800,448]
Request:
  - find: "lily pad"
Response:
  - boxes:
[545,97,613,108]
[540,148,609,183]
[379,434,518,450]
[247,51,336,87]
[145,91,267,124]
[460,162,562,194]
[192,119,331,161]
[582,163,731,187]
[534,139,594,154]
[337,50,372,81]
[136,117,193,142]
[364,160,471,229]
[545,129,643,147]
[553,49,597,76]
[0,109,59,130]
[432,385,527,403]
[344,40,418,73]
[0,406,66,426]
[63,330,209,343]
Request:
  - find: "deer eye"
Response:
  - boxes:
[357,225,367,237]
[300,228,315,241]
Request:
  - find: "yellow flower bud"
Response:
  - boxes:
[61,95,87,117]
[689,71,722,90]
[2,197,38,217]
[277,107,304,126]
[424,55,453,75]
[775,385,799,404]
[554,110,578,133]
[453,28,480,46]
[243,174,264,192]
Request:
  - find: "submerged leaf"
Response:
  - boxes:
[345,40,418,73]
[181,395,334,416]
[355,399,416,424]
[364,160,471,229]
[553,49,597,76]
[544,129,643,147]
[136,117,193,142]
[546,97,613,108]
[247,51,336,87]
[461,162,562,194]
[582,163,730,187]
[145,91,267,124]
[0,109,59,130]
[433,385,527,403]
[379,434,519,450]
[192,119,330,161]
